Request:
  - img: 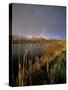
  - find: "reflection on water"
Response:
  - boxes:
[12,42,47,58]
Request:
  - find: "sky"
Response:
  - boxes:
[12,3,66,39]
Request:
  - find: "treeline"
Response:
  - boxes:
[12,38,46,43]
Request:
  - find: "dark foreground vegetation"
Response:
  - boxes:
[31,51,66,85]
[11,50,66,86]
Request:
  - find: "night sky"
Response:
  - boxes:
[12,3,66,39]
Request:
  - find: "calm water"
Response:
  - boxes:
[12,43,47,58]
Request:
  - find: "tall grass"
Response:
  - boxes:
[15,49,66,86]
[49,51,66,84]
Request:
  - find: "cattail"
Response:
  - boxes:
[21,49,28,86]
[16,63,22,86]
[46,54,50,74]
[33,56,40,72]
[29,59,32,85]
